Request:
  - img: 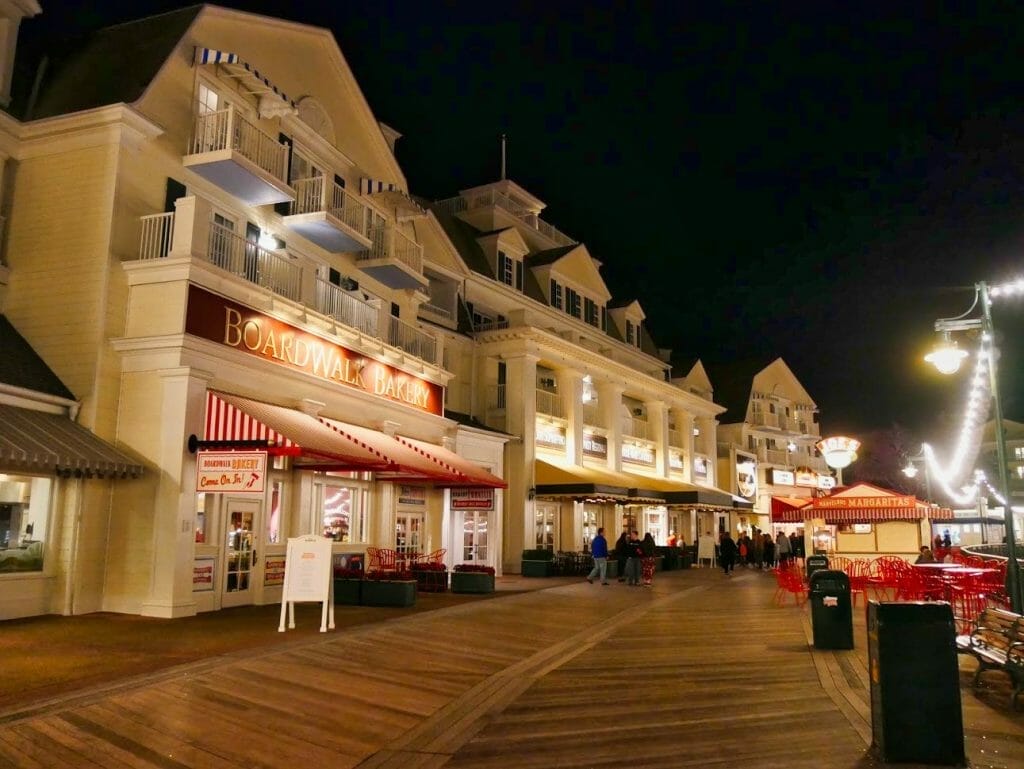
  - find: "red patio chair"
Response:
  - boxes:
[847,559,871,607]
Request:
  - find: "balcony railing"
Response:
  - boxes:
[582,403,603,428]
[752,411,780,429]
[387,316,437,364]
[314,279,378,336]
[488,384,507,411]
[473,318,510,333]
[189,106,288,183]
[536,389,564,419]
[361,223,423,274]
[291,176,368,236]
[668,429,684,448]
[433,190,575,247]
[139,212,175,260]
[622,416,650,441]
[208,222,302,301]
[420,302,454,321]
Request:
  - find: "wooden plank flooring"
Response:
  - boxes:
[2,568,1022,768]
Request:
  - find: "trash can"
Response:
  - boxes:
[867,601,965,765]
[808,570,853,649]
[806,554,829,581]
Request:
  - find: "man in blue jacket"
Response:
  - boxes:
[586,527,610,585]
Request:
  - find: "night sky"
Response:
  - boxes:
[19,1,1024,447]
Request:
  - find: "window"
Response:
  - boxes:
[626,320,635,346]
[1016,447,1024,460]
[550,279,563,309]
[266,479,286,544]
[196,83,219,115]
[498,251,520,288]
[582,508,599,551]
[315,472,369,542]
[584,298,599,327]
[0,475,52,573]
[600,306,607,333]
[567,288,581,318]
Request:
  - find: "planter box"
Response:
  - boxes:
[521,560,555,577]
[361,580,416,607]
[451,571,495,594]
[413,569,448,593]
[333,578,362,605]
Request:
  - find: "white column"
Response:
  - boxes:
[645,400,668,477]
[558,367,584,465]
[696,416,717,485]
[503,354,538,572]
[169,196,211,260]
[141,368,211,618]
[599,382,624,473]
[674,409,695,482]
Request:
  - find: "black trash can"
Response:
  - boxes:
[808,569,854,649]
[806,554,829,581]
[867,601,965,766]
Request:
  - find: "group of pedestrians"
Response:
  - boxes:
[717,529,805,575]
[585,528,661,587]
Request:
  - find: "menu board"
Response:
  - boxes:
[278,535,334,632]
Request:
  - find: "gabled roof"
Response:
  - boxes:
[432,209,494,278]
[0,315,75,400]
[15,6,203,119]
[697,359,768,424]
[526,245,576,267]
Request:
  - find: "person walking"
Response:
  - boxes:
[776,530,792,566]
[586,527,610,585]
[615,530,630,583]
[719,532,738,575]
[640,532,657,585]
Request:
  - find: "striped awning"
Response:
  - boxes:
[194,47,296,112]
[395,435,506,489]
[770,496,812,523]
[0,404,144,479]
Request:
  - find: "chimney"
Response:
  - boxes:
[0,1,42,109]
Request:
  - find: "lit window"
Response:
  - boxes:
[0,475,52,573]
[550,280,563,309]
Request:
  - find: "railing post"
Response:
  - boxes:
[168,196,211,261]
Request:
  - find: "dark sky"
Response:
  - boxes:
[21,0,1024,442]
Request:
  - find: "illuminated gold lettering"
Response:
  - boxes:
[310,344,330,376]
[279,333,294,363]
[292,337,309,367]
[261,329,279,359]
[224,308,243,346]
[242,320,262,351]
[374,369,388,395]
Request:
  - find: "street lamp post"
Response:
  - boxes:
[927,280,1022,613]
[902,455,933,505]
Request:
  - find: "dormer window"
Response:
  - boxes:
[584,298,600,327]
[498,251,523,291]
[626,320,635,346]
[567,288,581,318]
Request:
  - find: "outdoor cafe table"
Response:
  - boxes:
[911,563,998,600]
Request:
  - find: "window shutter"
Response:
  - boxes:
[274,133,294,216]
[515,259,523,290]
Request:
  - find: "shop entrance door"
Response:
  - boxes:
[460,511,490,564]
[395,511,424,570]
[222,498,261,608]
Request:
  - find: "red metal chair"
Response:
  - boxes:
[367,546,398,572]
[846,559,871,607]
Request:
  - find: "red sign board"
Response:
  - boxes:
[812,495,916,510]
[186,285,443,415]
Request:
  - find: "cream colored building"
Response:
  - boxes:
[712,358,832,534]
[427,180,747,570]
[0,4,506,620]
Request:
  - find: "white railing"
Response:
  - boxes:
[622,416,650,441]
[764,448,790,465]
[536,389,564,419]
[207,222,301,301]
[139,212,175,260]
[314,279,378,335]
[668,429,684,448]
[420,302,454,321]
[189,106,289,183]
[387,316,437,364]
[488,384,507,410]
[434,189,575,246]
[582,403,603,427]
[473,318,510,333]
[752,411,780,428]
[361,224,423,274]
[290,177,368,237]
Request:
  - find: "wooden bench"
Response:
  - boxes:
[956,606,1024,709]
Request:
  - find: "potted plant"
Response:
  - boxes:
[410,561,448,593]
[361,569,417,607]
[332,566,363,605]
[521,548,555,577]
[451,564,496,594]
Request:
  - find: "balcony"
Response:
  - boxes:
[582,403,603,428]
[282,177,372,253]
[622,416,650,441]
[313,278,378,336]
[134,200,439,367]
[536,389,565,420]
[183,105,294,206]
[752,411,781,429]
[356,224,427,290]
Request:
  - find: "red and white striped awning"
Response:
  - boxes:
[395,435,507,489]
[770,496,812,523]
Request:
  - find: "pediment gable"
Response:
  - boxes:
[538,244,611,301]
[751,358,815,407]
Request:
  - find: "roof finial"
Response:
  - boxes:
[500,133,507,180]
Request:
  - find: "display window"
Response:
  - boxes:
[315,471,369,542]
[0,474,52,573]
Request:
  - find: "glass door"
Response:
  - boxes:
[395,511,424,570]
[534,503,557,550]
[461,511,489,564]
[222,499,261,608]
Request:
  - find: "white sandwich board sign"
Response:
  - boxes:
[278,535,335,633]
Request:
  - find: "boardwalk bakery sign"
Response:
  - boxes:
[186,286,442,415]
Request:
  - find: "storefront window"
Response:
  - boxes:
[581,507,598,551]
[535,503,556,549]
[316,472,368,542]
[266,480,285,544]
[645,506,666,544]
[0,474,52,573]
[195,492,211,543]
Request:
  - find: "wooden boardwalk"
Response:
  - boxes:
[1,567,1022,768]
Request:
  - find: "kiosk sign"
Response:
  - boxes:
[196,450,267,493]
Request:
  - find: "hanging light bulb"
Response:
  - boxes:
[902,462,919,479]
[925,331,969,375]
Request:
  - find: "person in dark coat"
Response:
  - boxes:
[719,532,738,575]
[614,531,630,583]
